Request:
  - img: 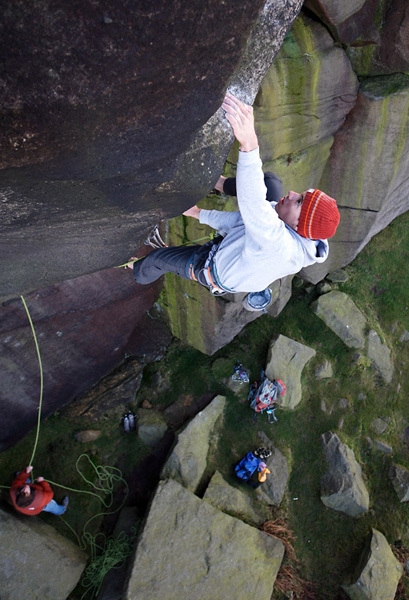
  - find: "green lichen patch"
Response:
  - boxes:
[359,73,409,99]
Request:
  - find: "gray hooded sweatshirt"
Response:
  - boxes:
[199,147,329,293]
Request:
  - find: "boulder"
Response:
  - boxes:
[265,334,316,409]
[74,429,102,443]
[389,464,409,502]
[306,0,367,27]
[320,431,370,517]
[137,409,168,448]
[371,417,389,435]
[342,529,403,600]
[255,13,358,164]
[321,399,332,415]
[160,395,226,492]
[315,359,334,380]
[162,392,217,431]
[339,397,350,410]
[402,426,409,449]
[125,479,284,600]
[255,443,289,506]
[317,76,409,281]
[0,507,87,600]
[374,440,393,455]
[400,330,409,343]
[312,291,367,348]
[305,0,379,46]
[161,272,262,355]
[347,0,409,75]
[366,329,394,383]
[203,470,269,525]
[326,269,349,283]
[316,281,333,295]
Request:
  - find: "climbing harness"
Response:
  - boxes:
[202,239,231,295]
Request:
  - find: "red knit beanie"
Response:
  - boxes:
[298,189,340,240]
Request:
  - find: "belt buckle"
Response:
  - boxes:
[206,265,225,295]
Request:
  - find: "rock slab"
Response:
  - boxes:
[256,441,289,506]
[0,507,87,600]
[160,395,226,492]
[137,408,168,447]
[320,431,369,517]
[203,470,269,525]
[389,464,409,503]
[342,529,403,600]
[312,291,367,348]
[367,329,394,383]
[265,334,316,409]
[125,479,284,600]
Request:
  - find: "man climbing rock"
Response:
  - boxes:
[10,465,69,516]
[128,93,340,311]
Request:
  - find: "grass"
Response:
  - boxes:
[1,210,409,599]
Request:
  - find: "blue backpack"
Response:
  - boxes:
[234,452,261,481]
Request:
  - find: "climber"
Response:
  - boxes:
[10,466,69,516]
[127,92,340,311]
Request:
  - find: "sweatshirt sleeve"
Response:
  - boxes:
[199,209,242,233]
[38,480,54,504]
[236,148,285,249]
[38,480,53,495]
[10,470,30,489]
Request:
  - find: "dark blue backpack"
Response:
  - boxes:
[234,452,261,481]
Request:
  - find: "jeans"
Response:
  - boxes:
[42,499,67,516]
[133,237,224,287]
[133,244,203,285]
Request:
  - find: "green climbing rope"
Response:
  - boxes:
[47,453,129,508]
[79,528,138,599]
[21,296,44,474]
